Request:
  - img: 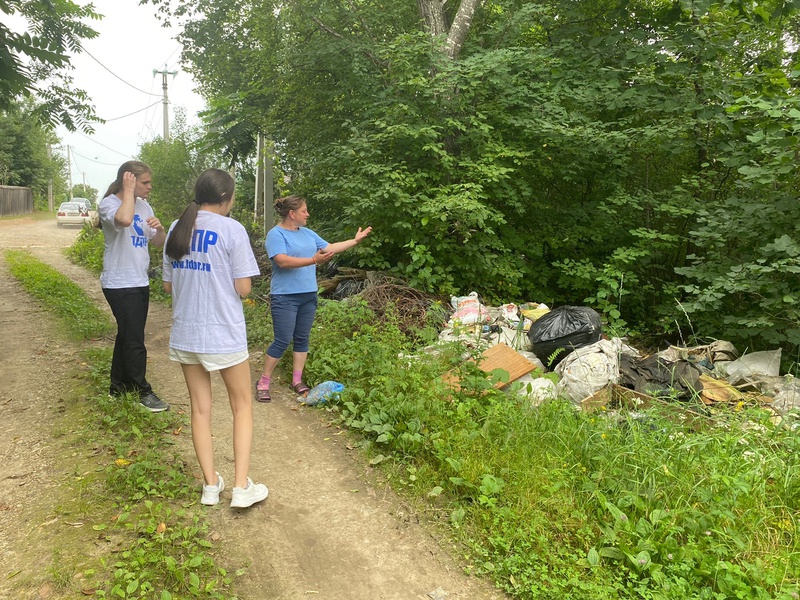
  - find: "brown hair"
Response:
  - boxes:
[103,160,153,199]
[165,169,235,261]
[274,195,306,220]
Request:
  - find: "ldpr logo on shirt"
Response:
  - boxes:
[130,215,148,248]
[170,229,218,272]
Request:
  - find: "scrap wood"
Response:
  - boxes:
[441,343,538,392]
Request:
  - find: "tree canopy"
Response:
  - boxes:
[0,98,66,205]
[145,0,800,362]
[0,0,100,130]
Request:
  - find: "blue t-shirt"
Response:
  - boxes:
[266,226,328,294]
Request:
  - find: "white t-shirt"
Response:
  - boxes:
[99,194,158,289]
[162,211,260,354]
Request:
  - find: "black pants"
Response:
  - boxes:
[103,286,153,398]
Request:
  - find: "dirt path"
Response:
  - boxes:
[0,216,507,600]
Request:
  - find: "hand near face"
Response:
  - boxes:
[122,171,136,194]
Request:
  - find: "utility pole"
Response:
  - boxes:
[265,139,274,227]
[254,133,275,231]
[67,145,73,202]
[254,133,263,223]
[153,66,178,142]
[47,144,54,211]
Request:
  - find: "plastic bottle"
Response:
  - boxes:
[302,381,345,406]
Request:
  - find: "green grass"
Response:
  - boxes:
[4,249,113,340]
[62,227,800,599]
[65,224,105,274]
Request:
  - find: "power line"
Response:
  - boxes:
[138,76,159,143]
[70,148,121,167]
[82,47,162,97]
[103,101,162,122]
[75,131,135,159]
[161,45,181,68]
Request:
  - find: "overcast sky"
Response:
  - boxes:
[55,0,205,201]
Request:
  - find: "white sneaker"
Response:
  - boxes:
[201,473,224,506]
[230,478,269,508]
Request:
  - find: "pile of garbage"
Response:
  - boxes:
[436,293,800,418]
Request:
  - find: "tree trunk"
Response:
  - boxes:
[445,0,481,60]
[417,0,482,60]
[417,0,448,37]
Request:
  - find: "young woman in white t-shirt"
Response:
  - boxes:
[162,168,268,509]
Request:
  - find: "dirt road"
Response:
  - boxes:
[0,216,506,600]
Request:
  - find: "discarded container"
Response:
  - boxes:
[302,381,345,406]
[449,291,490,326]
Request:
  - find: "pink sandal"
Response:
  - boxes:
[256,377,272,403]
[291,382,311,397]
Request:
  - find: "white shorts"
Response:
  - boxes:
[169,348,249,372]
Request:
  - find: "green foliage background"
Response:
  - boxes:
[132,0,800,364]
[0,100,67,208]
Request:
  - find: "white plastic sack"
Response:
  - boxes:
[449,292,489,326]
[512,375,557,407]
[555,338,640,405]
[770,377,800,414]
[721,349,782,384]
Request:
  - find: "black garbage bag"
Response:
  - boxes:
[527,305,602,367]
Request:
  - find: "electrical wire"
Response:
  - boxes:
[70,148,121,167]
[74,131,134,159]
[103,101,162,122]
[82,47,162,97]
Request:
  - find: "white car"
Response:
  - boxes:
[56,201,93,227]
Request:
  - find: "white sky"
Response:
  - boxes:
[52,0,205,200]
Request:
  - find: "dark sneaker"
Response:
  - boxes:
[139,392,169,413]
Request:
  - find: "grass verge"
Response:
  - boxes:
[4,249,113,341]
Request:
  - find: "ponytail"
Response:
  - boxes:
[165,203,200,261]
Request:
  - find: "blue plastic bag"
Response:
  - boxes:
[302,380,344,405]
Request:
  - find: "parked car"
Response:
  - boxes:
[73,197,94,213]
[56,201,93,227]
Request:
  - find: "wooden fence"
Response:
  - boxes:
[0,186,34,217]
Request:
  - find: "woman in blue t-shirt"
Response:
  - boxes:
[257,195,372,402]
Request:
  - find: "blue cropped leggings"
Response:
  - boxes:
[267,292,318,358]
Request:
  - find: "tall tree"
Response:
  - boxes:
[0,0,100,130]
[0,98,67,208]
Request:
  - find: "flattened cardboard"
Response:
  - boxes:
[441,343,538,391]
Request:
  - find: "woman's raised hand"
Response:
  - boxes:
[355,226,372,243]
